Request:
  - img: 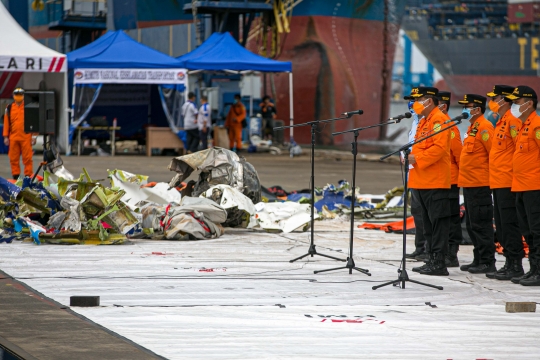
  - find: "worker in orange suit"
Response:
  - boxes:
[225,94,246,152]
[437,91,463,268]
[3,88,36,179]
[458,94,495,274]
[486,85,525,281]
[405,87,452,276]
[506,85,540,286]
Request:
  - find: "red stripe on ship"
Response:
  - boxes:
[48,57,57,72]
[54,57,65,72]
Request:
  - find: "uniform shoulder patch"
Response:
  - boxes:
[433,122,442,132]
[481,129,489,141]
[510,125,518,138]
[451,131,455,139]
[535,126,540,140]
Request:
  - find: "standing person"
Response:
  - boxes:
[405,87,452,276]
[198,95,210,150]
[404,100,427,261]
[260,95,277,141]
[225,94,246,152]
[486,85,525,280]
[458,94,496,274]
[505,86,540,286]
[437,91,463,267]
[182,92,199,154]
[3,88,36,179]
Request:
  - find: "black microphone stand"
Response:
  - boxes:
[274,112,362,263]
[312,117,407,276]
[372,118,463,291]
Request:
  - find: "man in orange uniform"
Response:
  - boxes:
[225,94,246,152]
[486,85,525,280]
[437,91,463,267]
[406,87,452,276]
[458,94,495,274]
[505,86,540,286]
[3,88,36,179]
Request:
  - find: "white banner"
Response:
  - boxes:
[74,68,188,85]
[0,56,67,73]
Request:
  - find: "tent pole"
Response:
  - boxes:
[289,72,294,141]
[249,74,253,117]
[67,82,77,156]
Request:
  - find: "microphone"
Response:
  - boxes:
[388,112,412,122]
[342,109,364,118]
[444,112,469,124]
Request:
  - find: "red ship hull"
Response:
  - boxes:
[263,16,399,145]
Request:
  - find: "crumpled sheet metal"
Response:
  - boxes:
[200,185,256,228]
[254,202,316,233]
[168,147,244,191]
[168,147,261,204]
[162,197,227,240]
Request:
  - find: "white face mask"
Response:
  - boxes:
[511,101,531,118]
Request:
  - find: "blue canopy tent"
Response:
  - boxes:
[176,33,295,140]
[66,30,188,155]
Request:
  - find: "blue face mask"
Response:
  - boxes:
[407,100,415,114]
[462,107,473,117]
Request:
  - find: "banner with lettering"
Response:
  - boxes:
[73,68,188,85]
[0,56,67,72]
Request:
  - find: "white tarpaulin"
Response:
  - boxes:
[73,68,188,85]
[0,222,539,359]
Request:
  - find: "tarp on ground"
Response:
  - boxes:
[176,32,292,73]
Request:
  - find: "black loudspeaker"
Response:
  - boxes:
[24,91,56,135]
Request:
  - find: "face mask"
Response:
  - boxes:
[412,99,428,114]
[438,104,446,112]
[462,107,476,118]
[488,99,504,113]
[407,100,415,113]
[511,101,531,118]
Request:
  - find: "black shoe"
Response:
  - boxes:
[486,258,509,279]
[460,260,479,272]
[412,254,432,273]
[468,262,497,274]
[420,253,449,276]
[445,244,460,268]
[495,259,524,281]
[511,264,538,284]
[520,273,540,286]
[415,252,430,262]
[406,249,424,259]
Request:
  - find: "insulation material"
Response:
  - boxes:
[109,170,181,208]
[200,185,257,228]
[254,202,315,233]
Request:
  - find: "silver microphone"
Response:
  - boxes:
[444,112,469,124]
[388,112,412,122]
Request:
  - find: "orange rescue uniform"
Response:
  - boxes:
[3,101,33,177]
[409,107,452,189]
[458,115,493,188]
[512,111,540,192]
[489,110,521,189]
[225,103,246,150]
[445,113,463,185]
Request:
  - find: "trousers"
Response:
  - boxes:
[493,188,523,259]
[463,186,495,265]
[415,188,451,254]
[410,189,426,252]
[515,190,540,262]
[449,184,463,246]
[8,139,33,177]
[186,129,200,153]
[228,124,243,150]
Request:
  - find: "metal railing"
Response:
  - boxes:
[47,0,107,24]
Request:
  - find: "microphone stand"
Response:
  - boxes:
[313,116,407,276]
[372,118,463,291]
[274,112,361,263]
